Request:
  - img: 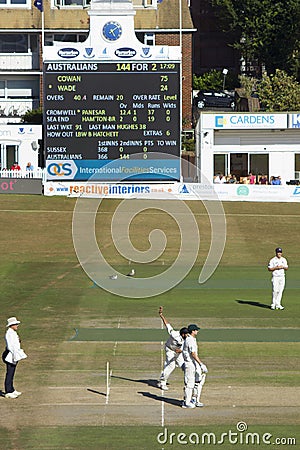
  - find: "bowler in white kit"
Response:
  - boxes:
[157,306,188,391]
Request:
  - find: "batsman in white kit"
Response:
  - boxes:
[157,306,189,391]
[268,247,288,310]
[182,324,208,408]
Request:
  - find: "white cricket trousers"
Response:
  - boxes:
[193,363,206,402]
[272,276,285,308]
[183,362,196,405]
[160,348,184,383]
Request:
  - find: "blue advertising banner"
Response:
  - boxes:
[45,158,180,181]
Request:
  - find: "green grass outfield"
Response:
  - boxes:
[0,196,299,449]
[1,425,297,449]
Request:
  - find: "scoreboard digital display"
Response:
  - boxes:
[44,62,181,181]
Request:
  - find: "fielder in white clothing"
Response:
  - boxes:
[158,306,188,391]
[182,324,208,409]
[268,247,288,310]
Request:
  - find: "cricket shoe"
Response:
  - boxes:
[5,392,19,399]
[276,306,284,310]
[270,305,275,310]
[182,402,195,409]
[191,398,204,407]
[13,390,22,396]
[157,381,168,391]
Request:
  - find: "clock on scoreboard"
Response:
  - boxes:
[102,21,123,41]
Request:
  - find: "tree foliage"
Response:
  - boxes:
[193,70,223,91]
[256,69,300,111]
[21,108,43,124]
[212,0,300,79]
[238,75,258,97]
[193,70,237,91]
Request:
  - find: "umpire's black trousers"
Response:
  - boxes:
[2,351,17,393]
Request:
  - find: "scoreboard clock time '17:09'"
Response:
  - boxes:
[44,61,181,182]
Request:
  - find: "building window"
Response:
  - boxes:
[135,32,155,46]
[45,33,88,46]
[143,0,156,6]
[0,81,4,98]
[230,153,248,180]
[52,0,157,7]
[250,154,269,180]
[133,0,157,7]
[0,34,36,53]
[0,79,39,99]
[0,144,19,171]
[214,154,228,176]
[0,0,29,7]
[53,0,90,7]
[144,33,155,46]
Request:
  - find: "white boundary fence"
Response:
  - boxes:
[0,169,47,183]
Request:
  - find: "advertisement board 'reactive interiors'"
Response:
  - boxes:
[43,1,181,182]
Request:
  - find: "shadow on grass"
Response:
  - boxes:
[236,299,271,309]
[138,391,182,407]
[87,388,106,397]
[111,375,158,388]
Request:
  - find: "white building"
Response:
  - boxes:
[197,112,300,185]
[0,124,42,170]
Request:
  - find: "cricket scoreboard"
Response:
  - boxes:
[44,61,181,181]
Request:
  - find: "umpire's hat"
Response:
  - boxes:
[6,317,21,327]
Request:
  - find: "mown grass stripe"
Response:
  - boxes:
[70,328,300,342]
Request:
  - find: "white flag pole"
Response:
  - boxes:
[41,9,45,52]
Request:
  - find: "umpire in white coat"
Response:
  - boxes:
[2,317,27,398]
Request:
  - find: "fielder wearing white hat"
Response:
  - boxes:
[6,317,21,327]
